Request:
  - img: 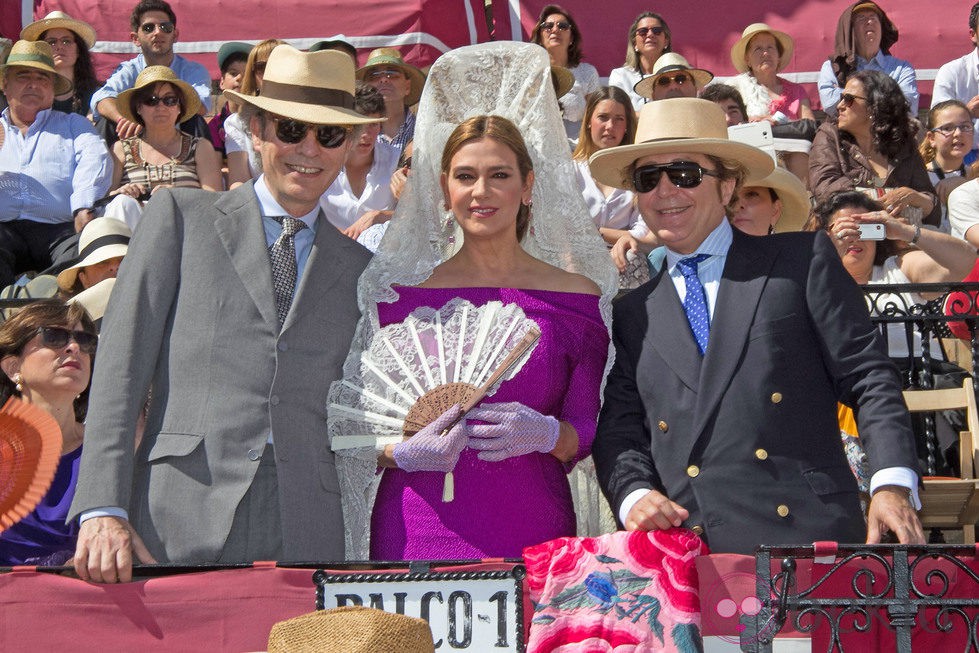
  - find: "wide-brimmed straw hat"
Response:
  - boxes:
[0,40,73,95]
[117,66,202,124]
[21,11,97,48]
[633,53,714,99]
[57,218,131,292]
[730,23,795,74]
[267,607,434,653]
[551,65,575,98]
[227,45,381,125]
[589,97,775,190]
[748,167,811,233]
[356,47,427,106]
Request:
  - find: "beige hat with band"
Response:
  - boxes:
[746,167,812,233]
[0,40,73,96]
[634,53,713,99]
[589,97,775,190]
[227,45,382,125]
[57,218,131,292]
[116,66,202,124]
[730,23,795,74]
[21,11,97,48]
[356,47,427,106]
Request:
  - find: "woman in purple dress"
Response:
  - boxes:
[332,43,617,561]
[0,299,96,566]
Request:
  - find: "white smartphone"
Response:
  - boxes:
[857,223,886,240]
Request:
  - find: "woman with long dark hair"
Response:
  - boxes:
[809,70,940,226]
[21,11,99,117]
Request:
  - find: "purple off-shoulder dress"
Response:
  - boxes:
[370,287,609,560]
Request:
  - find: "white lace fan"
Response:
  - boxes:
[328,298,540,501]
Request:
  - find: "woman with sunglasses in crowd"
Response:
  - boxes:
[225,39,285,188]
[21,11,99,118]
[530,4,599,140]
[0,299,97,566]
[608,11,672,112]
[106,66,221,207]
[809,70,940,227]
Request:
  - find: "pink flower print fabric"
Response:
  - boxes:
[523,528,708,652]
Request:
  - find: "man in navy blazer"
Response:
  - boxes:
[589,98,923,554]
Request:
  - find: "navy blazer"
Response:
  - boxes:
[593,228,918,554]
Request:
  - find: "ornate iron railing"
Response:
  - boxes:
[740,544,979,653]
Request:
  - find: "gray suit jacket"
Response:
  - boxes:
[594,229,918,554]
[69,182,371,563]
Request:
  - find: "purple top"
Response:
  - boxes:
[370,287,609,560]
[0,446,81,566]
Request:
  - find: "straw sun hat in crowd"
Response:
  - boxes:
[266,606,434,653]
[356,47,427,106]
[116,65,202,124]
[633,52,713,99]
[589,97,775,190]
[0,40,73,96]
[730,22,795,73]
[21,10,97,48]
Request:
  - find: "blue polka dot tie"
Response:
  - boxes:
[677,254,711,355]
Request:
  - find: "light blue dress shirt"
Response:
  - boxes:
[818,50,919,116]
[0,108,111,223]
[90,54,212,118]
[253,175,319,288]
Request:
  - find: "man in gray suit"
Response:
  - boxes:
[70,45,381,582]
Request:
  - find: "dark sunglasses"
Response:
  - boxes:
[36,326,97,354]
[838,92,867,107]
[141,95,181,107]
[656,73,692,87]
[540,20,571,32]
[636,26,665,38]
[271,116,350,148]
[632,161,720,193]
[139,21,175,34]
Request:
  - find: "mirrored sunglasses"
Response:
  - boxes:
[656,73,692,87]
[36,326,97,355]
[141,95,181,107]
[632,161,720,193]
[272,117,350,148]
[540,21,571,32]
[139,21,175,34]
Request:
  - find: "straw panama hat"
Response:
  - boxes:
[0,40,73,96]
[633,53,713,99]
[227,45,382,125]
[356,47,427,106]
[730,23,795,74]
[57,218,131,292]
[266,607,434,653]
[589,97,775,190]
[117,66,202,124]
[21,11,97,48]
[748,167,811,233]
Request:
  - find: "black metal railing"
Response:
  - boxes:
[740,544,979,653]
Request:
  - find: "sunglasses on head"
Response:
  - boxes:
[656,73,692,87]
[540,20,571,32]
[36,326,97,355]
[838,92,867,107]
[139,21,175,34]
[271,116,350,148]
[141,95,180,107]
[636,26,665,38]
[632,161,720,193]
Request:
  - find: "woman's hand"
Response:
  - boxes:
[879,186,933,214]
[112,183,149,199]
[852,210,916,242]
[342,210,392,240]
[465,402,562,462]
[610,234,642,273]
[388,404,467,472]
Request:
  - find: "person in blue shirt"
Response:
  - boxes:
[818,1,918,117]
[90,0,211,144]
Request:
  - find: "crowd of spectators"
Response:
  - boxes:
[2,0,979,576]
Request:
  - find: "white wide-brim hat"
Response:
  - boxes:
[748,167,812,233]
[730,23,795,74]
[633,53,713,99]
[228,45,383,125]
[57,218,131,292]
[589,97,775,190]
[21,11,97,48]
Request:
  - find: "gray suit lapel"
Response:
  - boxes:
[213,182,279,330]
[693,231,775,438]
[645,268,701,392]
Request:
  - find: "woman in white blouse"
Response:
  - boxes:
[529,4,599,140]
[608,11,672,113]
[320,84,400,238]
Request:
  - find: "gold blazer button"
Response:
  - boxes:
[686,465,700,478]
[777,504,790,518]
[755,448,769,460]
[658,420,668,432]
[770,392,783,404]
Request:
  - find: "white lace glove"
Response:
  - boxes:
[392,404,467,472]
[465,402,560,462]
